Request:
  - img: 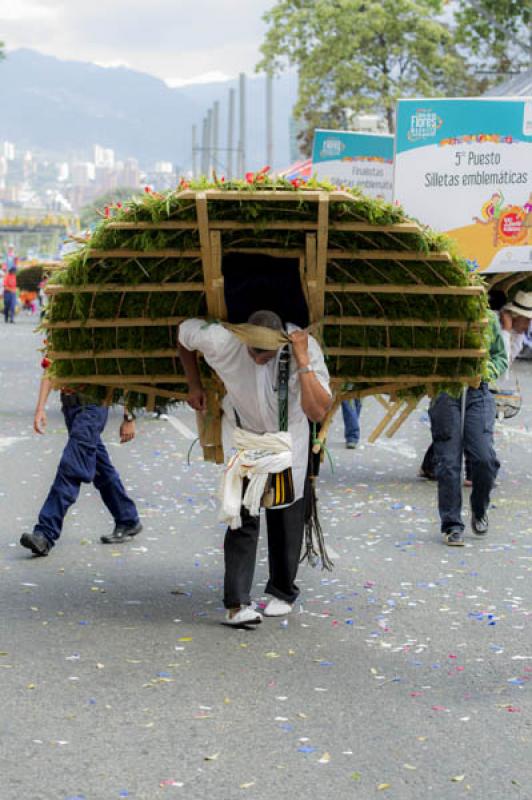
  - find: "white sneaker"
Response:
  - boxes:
[224,605,263,626]
[263,597,293,617]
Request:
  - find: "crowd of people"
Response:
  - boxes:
[14,289,532,628]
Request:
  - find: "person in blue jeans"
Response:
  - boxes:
[341,399,362,449]
[430,311,507,546]
[20,377,142,557]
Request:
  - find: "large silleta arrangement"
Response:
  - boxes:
[44,175,490,461]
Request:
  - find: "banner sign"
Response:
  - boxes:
[311,129,394,201]
[394,97,532,273]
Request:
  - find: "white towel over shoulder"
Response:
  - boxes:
[219,429,293,529]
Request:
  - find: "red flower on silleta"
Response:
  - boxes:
[144,186,152,193]
[116,202,122,208]
[41,357,51,369]
[245,172,255,184]
[104,206,111,218]
[257,165,270,176]
[291,178,302,188]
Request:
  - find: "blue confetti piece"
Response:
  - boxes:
[320,661,335,667]
[298,746,317,753]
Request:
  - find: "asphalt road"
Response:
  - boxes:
[1,316,531,800]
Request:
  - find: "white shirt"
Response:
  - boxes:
[179,319,331,501]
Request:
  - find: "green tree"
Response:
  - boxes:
[80,187,141,228]
[258,0,480,151]
[454,0,531,78]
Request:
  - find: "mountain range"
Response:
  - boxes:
[0,48,298,171]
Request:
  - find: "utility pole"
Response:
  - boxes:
[266,73,273,168]
[227,87,235,179]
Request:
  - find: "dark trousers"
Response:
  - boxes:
[429,385,499,533]
[223,497,305,609]
[3,290,16,322]
[422,442,472,482]
[34,401,139,545]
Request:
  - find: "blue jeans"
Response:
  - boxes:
[429,385,499,533]
[341,399,362,443]
[3,290,16,322]
[34,402,139,545]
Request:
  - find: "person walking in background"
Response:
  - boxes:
[341,398,362,449]
[3,266,17,323]
[20,376,142,557]
[429,311,508,547]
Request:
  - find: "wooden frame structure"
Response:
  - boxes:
[44,189,488,461]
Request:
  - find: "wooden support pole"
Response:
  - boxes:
[209,229,227,320]
[385,398,419,438]
[314,193,329,323]
[368,400,402,443]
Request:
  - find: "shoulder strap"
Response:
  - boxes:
[278,345,290,432]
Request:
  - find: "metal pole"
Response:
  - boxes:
[212,101,220,173]
[227,88,235,179]
[266,73,273,168]
[206,108,213,177]
[238,72,246,177]
[201,116,208,176]
[192,124,198,178]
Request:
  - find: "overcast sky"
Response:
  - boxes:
[0,0,277,85]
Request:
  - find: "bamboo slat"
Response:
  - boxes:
[323,315,488,329]
[326,283,485,296]
[331,374,481,384]
[45,282,205,295]
[328,249,452,262]
[48,349,179,359]
[45,316,186,330]
[330,221,421,234]
[105,219,421,234]
[326,346,486,358]
[86,249,201,259]
[53,375,189,384]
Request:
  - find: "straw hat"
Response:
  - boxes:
[503,290,532,319]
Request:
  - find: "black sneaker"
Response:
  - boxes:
[471,513,488,536]
[444,528,464,546]
[20,531,52,556]
[100,521,143,544]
